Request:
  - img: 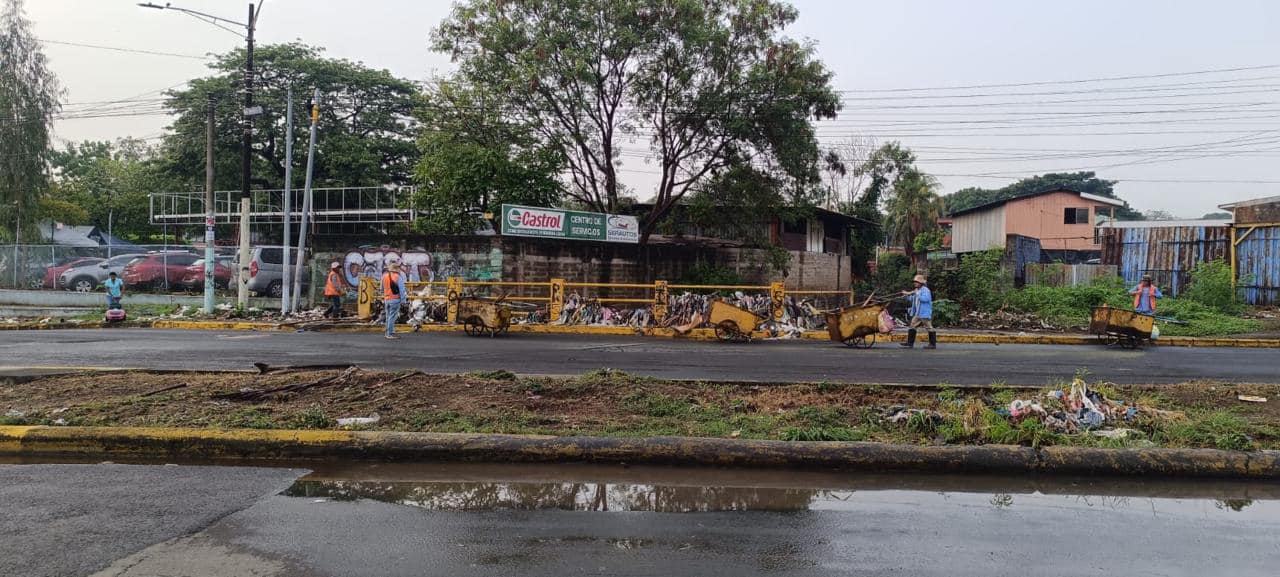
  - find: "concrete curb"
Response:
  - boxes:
[148,319,1280,348]
[2,426,1276,479]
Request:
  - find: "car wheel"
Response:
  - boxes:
[267,280,283,298]
[72,277,97,293]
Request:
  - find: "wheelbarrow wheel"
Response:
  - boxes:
[845,333,876,349]
[1098,333,1120,346]
[714,321,740,343]
[1119,335,1140,349]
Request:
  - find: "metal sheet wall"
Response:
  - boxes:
[1101,226,1230,296]
[1236,226,1280,305]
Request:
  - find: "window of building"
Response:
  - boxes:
[782,219,806,234]
[1064,207,1090,225]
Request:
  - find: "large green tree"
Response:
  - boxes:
[944,172,1143,220]
[434,0,840,243]
[411,80,564,234]
[827,142,916,277]
[162,42,420,192]
[883,168,944,268]
[0,0,61,240]
[47,139,180,241]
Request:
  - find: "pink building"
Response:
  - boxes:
[950,188,1126,254]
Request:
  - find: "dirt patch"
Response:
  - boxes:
[2,370,1278,450]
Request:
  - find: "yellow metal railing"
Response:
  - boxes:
[358,276,852,324]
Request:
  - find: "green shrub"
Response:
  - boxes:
[1182,260,1244,315]
[678,262,743,289]
[957,249,1011,310]
[930,299,961,326]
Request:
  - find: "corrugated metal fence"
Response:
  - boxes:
[1102,226,1230,297]
[1236,225,1280,305]
[1025,264,1118,287]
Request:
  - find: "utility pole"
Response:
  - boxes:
[137,1,263,309]
[204,96,216,314]
[237,1,258,309]
[281,88,294,315]
[291,89,319,313]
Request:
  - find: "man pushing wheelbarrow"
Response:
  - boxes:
[899,274,936,349]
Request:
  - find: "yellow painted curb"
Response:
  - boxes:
[143,320,1279,348]
[3,425,1277,478]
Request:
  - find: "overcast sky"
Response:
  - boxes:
[27,0,1280,217]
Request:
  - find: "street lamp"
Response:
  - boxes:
[138,1,263,310]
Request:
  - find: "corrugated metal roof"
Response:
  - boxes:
[1220,195,1280,210]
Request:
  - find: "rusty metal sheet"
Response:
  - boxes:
[1102,226,1230,296]
[1236,226,1280,305]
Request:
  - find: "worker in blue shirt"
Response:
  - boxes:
[103,272,125,309]
[1130,274,1163,315]
[900,274,936,349]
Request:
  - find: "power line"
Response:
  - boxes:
[838,63,1280,93]
[39,39,215,61]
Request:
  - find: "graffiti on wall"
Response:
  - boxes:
[339,246,504,287]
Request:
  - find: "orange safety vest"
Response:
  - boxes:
[1133,285,1157,312]
[324,271,343,297]
[382,271,402,300]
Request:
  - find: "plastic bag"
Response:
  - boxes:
[1150,324,1160,340]
[878,310,896,334]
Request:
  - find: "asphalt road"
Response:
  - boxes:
[3,463,1278,577]
[2,328,1279,385]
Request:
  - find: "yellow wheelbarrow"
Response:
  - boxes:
[708,300,762,343]
[1089,305,1154,349]
[825,303,886,349]
[456,297,513,337]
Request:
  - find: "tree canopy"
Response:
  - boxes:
[433,0,840,243]
[0,0,61,239]
[411,80,564,234]
[46,139,180,241]
[162,42,420,192]
[943,172,1143,220]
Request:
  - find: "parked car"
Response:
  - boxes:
[42,257,104,289]
[60,253,148,292]
[179,258,234,290]
[122,252,201,290]
[242,246,312,298]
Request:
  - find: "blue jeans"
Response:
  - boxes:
[384,299,401,336]
[107,295,122,309]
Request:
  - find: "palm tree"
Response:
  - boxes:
[884,168,945,269]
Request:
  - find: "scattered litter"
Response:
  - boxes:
[1238,395,1268,403]
[50,407,69,415]
[52,418,67,426]
[336,414,381,427]
[4,409,23,418]
[1092,428,1139,440]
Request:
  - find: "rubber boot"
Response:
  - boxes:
[900,329,917,348]
[924,331,937,349]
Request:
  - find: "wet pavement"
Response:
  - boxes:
[4,328,1280,385]
[3,461,1278,576]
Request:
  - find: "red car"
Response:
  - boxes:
[44,257,104,289]
[122,253,200,290]
[179,258,234,290]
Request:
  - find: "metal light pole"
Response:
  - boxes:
[204,96,216,314]
[138,2,263,309]
[281,87,294,315]
[290,89,320,314]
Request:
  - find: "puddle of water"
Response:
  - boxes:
[282,462,1280,517]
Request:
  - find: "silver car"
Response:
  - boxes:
[242,246,312,298]
[60,253,148,292]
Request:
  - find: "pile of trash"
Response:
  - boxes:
[1002,379,1182,435]
[957,308,1075,332]
[387,288,836,337]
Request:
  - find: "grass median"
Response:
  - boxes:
[2,368,1277,452]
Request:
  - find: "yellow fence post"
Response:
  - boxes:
[446,276,463,323]
[653,280,669,321]
[769,281,786,321]
[549,278,566,321]
[357,277,376,320]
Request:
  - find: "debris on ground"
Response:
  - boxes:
[1238,395,1268,403]
[336,414,380,427]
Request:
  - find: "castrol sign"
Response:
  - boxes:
[500,204,639,244]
